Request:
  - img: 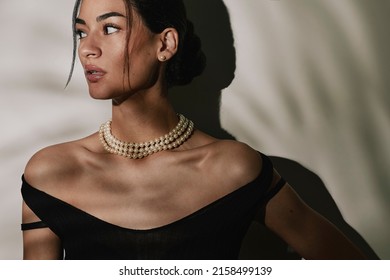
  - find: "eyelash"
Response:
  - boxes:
[75,24,121,39]
[104,24,121,35]
[76,29,87,40]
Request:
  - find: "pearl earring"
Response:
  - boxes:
[159,55,167,61]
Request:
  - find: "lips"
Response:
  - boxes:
[84,65,106,83]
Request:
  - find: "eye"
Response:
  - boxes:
[76,29,87,39]
[104,24,120,35]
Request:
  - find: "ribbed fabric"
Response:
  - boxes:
[21,221,47,231]
[21,153,285,260]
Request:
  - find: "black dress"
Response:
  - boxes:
[21,153,285,259]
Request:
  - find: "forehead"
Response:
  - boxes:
[78,0,126,19]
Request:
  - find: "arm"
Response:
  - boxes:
[22,201,63,260]
[264,174,367,260]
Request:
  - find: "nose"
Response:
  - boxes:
[79,34,102,59]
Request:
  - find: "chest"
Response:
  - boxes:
[63,161,233,230]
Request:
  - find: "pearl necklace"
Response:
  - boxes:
[99,114,194,159]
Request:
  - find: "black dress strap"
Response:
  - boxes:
[21,221,48,231]
[252,176,287,224]
[265,177,286,201]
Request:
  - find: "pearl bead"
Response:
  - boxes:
[99,114,194,159]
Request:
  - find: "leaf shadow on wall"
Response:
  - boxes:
[169,0,378,259]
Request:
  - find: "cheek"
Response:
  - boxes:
[104,47,127,83]
[130,51,159,80]
[109,43,126,64]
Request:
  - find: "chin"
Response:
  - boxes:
[88,86,132,103]
[88,88,113,100]
[86,83,113,99]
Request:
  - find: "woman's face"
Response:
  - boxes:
[76,0,161,101]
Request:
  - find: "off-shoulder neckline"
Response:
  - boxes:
[22,153,272,232]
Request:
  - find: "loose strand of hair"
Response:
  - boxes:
[123,0,133,92]
[65,0,82,88]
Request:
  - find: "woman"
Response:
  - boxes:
[21,0,366,259]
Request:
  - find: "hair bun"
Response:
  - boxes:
[166,20,206,87]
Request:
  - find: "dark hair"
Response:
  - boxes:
[66,0,206,88]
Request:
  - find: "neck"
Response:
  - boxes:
[109,90,179,144]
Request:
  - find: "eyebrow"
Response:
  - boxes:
[76,12,126,25]
[96,12,126,22]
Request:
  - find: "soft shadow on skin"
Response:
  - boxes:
[170,0,378,259]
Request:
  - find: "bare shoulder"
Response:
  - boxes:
[23,135,95,191]
[206,140,263,188]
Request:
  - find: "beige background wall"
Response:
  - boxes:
[0,0,388,259]
[221,0,390,258]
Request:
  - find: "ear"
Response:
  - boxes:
[157,28,179,62]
